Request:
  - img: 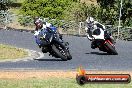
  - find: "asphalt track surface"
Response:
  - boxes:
[0,29,132,71]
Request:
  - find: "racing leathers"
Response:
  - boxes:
[85,21,115,49]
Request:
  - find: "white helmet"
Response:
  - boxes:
[86,17,94,23]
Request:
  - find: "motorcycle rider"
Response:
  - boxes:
[34,17,63,48]
[34,17,50,48]
[85,17,115,49]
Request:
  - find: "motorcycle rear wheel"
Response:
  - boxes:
[105,42,118,55]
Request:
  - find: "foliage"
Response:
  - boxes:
[63,2,82,22]
[47,19,65,27]
[18,16,33,26]
[20,0,79,19]
[17,0,132,27]
[120,0,132,26]
[0,0,11,25]
[0,0,8,10]
[19,0,80,26]
[63,2,99,22]
[97,0,132,26]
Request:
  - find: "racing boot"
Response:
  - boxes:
[91,41,97,49]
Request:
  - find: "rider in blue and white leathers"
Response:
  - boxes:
[34,18,52,48]
[34,18,62,48]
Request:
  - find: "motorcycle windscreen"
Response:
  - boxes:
[50,26,57,32]
[44,32,53,42]
[39,31,53,45]
[92,29,101,35]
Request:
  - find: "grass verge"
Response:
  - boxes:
[0,44,28,60]
[0,71,131,88]
[0,77,131,88]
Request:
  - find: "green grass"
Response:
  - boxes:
[0,78,131,88]
[0,44,28,60]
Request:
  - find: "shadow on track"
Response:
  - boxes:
[85,52,111,55]
[34,58,67,61]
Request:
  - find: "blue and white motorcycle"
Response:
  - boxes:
[35,26,72,61]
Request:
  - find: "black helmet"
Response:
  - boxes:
[34,17,42,24]
[34,17,43,28]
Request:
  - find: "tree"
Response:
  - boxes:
[120,0,132,26]
[63,2,99,22]
[97,0,132,27]
[0,0,9,10]
[0,0,10,25]
[20,0,78,19]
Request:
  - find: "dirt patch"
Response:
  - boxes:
[7,22,34,30]
[0,70,76,79]
[0,70,132,79]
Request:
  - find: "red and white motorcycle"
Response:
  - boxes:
[85,22,118,55]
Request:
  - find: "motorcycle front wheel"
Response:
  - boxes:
[52,43,72,61]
